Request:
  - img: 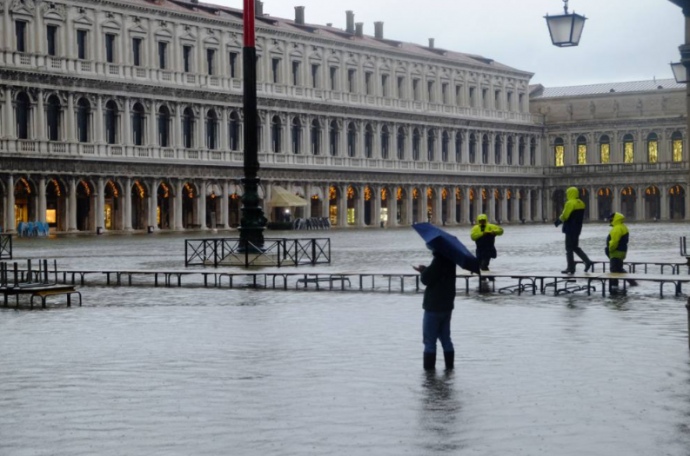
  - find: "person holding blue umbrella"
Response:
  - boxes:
[413,252,457,371]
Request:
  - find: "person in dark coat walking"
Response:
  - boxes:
[555,186,593,274]
[414,251,457,371]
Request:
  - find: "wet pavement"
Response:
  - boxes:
[1,223,689,455]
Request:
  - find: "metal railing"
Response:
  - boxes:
[0,235,12,260]
[184,237,331,268]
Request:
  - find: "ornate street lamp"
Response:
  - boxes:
[545,0,587,47]
[239,0,266,251]
[671,44,690,83]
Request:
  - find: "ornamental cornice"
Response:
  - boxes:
[10,0,35,14]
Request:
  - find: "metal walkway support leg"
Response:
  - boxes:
[686,297,690,351]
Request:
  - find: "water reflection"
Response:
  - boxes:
[417,371,464,454]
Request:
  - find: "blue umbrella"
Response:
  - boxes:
[412,223,480,274]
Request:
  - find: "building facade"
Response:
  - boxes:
[0,0,685,233]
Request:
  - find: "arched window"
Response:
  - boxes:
[412,128,420,161]
[381,125,390,159]
[16,92,30,139]
[271,115,282,153]
[672,131,683,162]
[599,135,610,164]
[427,129,435,161]
[347,122,356,157]
[494,135,502,164]
[647,132,658,163]
[623,133,634,163]
[310,119,320,155]
[132,102,146,146]
[158,106,170,147]
[397,127,405,160]
[577,135,587,165]
[455,132,462,162]
[291,116,301,154]
[441,131,449,162]
[182,107,194,149]
[229,111,240,151]
[76,98,90,143]
[469,133,476,163]
[46,94,61,141]
[518,137,525,165]
[329,120,339,156]
[206,109,218,150]
[105,100,118,145]
[481,134,489,164]
[364,123,373,158]
[507,136,514,165]
[530,137,536,166]
[554,137,564,167]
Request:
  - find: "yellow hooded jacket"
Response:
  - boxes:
[606,212,629,260]
[471,214,504,259]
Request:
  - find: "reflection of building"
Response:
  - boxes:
[0,0,686,233]
[532,79,688,221]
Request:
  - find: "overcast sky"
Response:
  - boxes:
[214,0,685,87]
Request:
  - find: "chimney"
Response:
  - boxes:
[374,21,383,39]
[295,6,305,24]
[355,22,363,38]
[346,10,355,34]
[428,38,435,49]
[255,0,264,16]
[326,23,333,27]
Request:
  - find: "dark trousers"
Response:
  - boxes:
[565,234,591,272]
[610,257,624,290]
[479,257,491,271]
[423,310,454,354]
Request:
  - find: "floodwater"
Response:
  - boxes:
[1,223,689,456]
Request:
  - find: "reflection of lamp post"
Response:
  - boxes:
[545,0,587,47]
[239,0,266,250]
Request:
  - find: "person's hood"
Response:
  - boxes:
[609,212,625,226]
[477,214,488,222]
[566,187,580,201]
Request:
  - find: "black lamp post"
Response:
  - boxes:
[239,0,266,251]
[671,44,690,83]
[545,0,587,47]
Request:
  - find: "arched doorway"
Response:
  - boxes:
[157,181,173,230]
[310,188,323,220]
[455,188,462,224]
[329,186,339,226]
[396,187,406,224]
[669,185,686,220]
[181,182,197,228]
[76,180,95,231]
[644,186,660,220]
[46,178,67,231]
[580,188,590,220]
[412,187,421,223]
[552,189,565,220]
[597,188,613,220]
[346,185,357,225]
[620,186,635,219]
[104,180,123,231]
[363,185,373,226]
[426,187,435,223]
[380,187,391,226]
[469,188,476,223]
[494,189,502,222]
[14,177,36,226]
[130,180,148,230]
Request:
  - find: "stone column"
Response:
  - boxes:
[148,185,158,230]
[198,181,207,229]
[488,190,496,221]
[36,90,45,140]
[123,98,132,145]
[4,88,15,140]
[221,109,229,152]
[373,185,381,227]
[635,186,645,221]
[338,185,348,227]
[388,188,397,227]
[660,185,670,220]
[405,185,414,225]
[512,190,520,222]
[68,178,78,231]
[433,186,443,225]
[124,178,133,230]
[66,93,75,142]
[5,175,15,232]
[36,176,46,224]
[524,189,532,222]
[448,187,457,225]
[175,180,184,229]
[356,185,365,226]
[463,187,471,224]
[221,181,230,228]
[97,177,105,231]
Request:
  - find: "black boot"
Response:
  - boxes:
[423,352,436,370]
[443,351,455,371]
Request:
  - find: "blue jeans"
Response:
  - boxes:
[423,310,454,354]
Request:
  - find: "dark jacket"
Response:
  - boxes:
[559,186,586,237]
[420,252,457,312]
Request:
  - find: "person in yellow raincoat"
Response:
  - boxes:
[554,187,593,274]
[605,212,637,294]
[470,214,504,272]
